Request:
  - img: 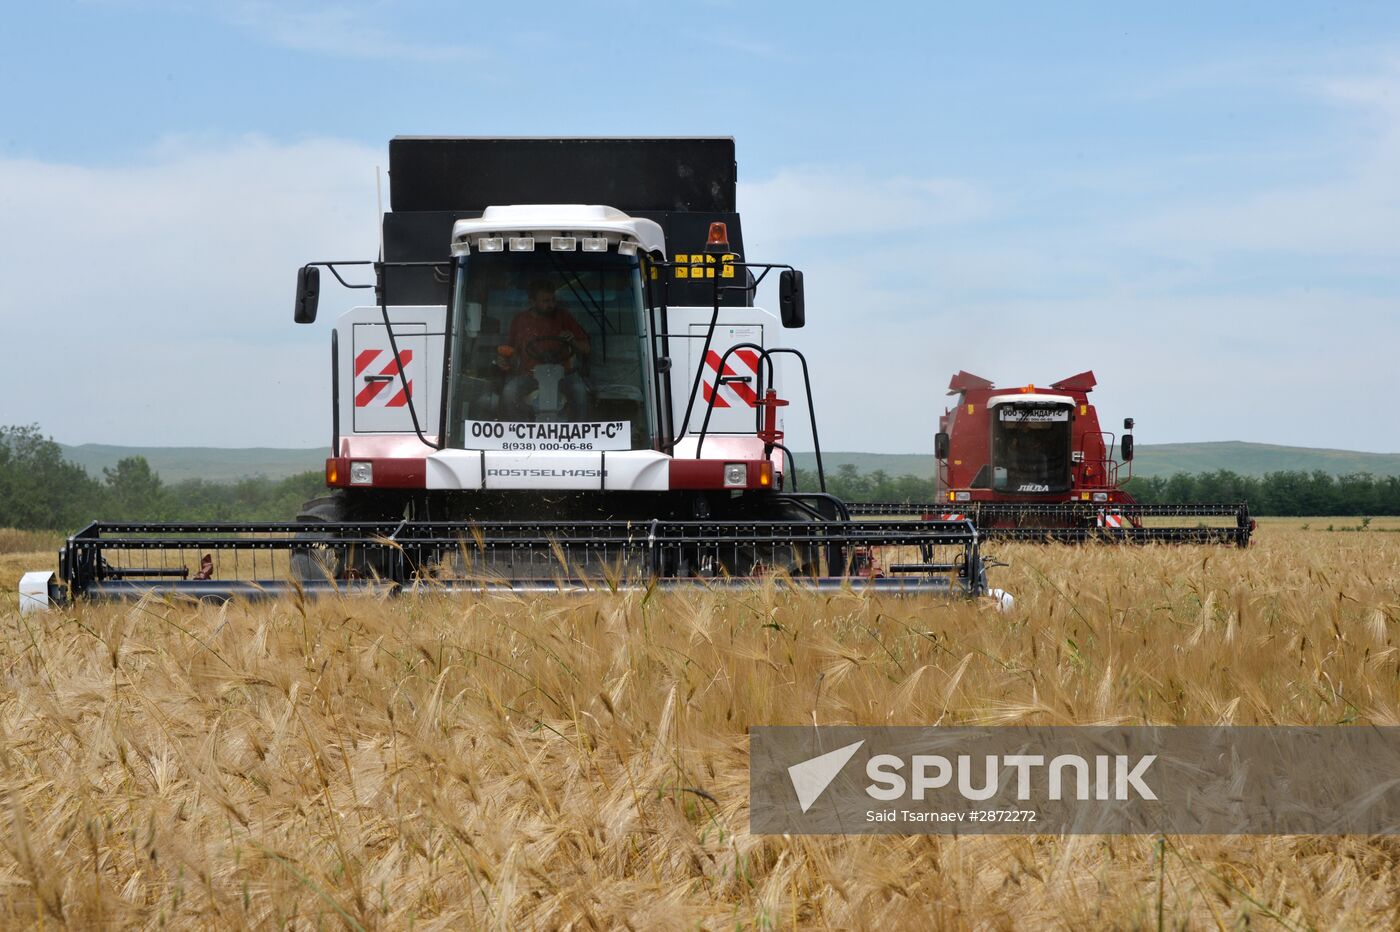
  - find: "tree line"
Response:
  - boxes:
[0,425,324,531]
[1121,470,1400,516]
[3,425,1397,530]
[820,462,1400,515]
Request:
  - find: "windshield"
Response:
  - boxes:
[443,251,654,452]
[990,404,1072,493]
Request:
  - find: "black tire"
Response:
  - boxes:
[714,500,824,579]
[290,494,394,583]
[290,497,346,583]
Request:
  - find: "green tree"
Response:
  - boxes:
[828,463,870,501]
[103,456,166,520]
[822,464,1400,516]
[0,425,103,529]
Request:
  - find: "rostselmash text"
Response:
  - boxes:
[485,468,606,478]
[865,754,1157,801]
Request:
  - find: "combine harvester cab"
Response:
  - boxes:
[850,370,1253,545]
[30,138,1006,609]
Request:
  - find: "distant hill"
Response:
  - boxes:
[790,452,937,480]
[796,442,1400,481]
[1124,442,1400,479]
[57,440,1400,484]
[60,444,324,483]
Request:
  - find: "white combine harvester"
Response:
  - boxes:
[22,138,1006,610]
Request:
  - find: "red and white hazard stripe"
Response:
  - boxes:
[353,349,415,408]
[1097,511,1126,528]
[701,348,761,409]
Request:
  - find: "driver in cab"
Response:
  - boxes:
[499,280,591,419]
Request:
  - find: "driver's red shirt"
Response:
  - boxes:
[508,307,589,374]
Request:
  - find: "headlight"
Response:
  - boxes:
[953,491,971,502]
[350,461,374,485]
[1092,491,1108,502]
[723,463,747,488]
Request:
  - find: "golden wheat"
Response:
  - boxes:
[0,523,1396,928]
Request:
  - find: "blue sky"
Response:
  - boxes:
[3,1,1399,451]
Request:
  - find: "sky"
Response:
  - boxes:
[2,1,1399,453]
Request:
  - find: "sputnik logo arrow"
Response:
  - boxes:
[787,740,865,813]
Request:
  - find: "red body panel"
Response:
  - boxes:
[936,370,1136,504]
[668,458,774,490]
[326,457,428,489]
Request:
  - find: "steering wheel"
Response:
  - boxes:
[524,334,576,365]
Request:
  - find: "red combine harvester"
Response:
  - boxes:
[851,370,1253,545]
[937,370,1130,507]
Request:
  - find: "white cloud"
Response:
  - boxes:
[740,168,992,246]
[1130,169,1400,261]
[95,0,482,62]
[773,279,1397,454]
[0,135,382,447]
[731,62,1400,456]
[1317,60,1400,118]
[1126,60,1400,261]
[703,34,795,63]
[225,1,482,62]
[3,100,1397,456]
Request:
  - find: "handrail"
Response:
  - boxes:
[692,342,828,493]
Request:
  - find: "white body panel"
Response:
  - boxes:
[987,393,1074,408]
[663,306,783,439]
[686,322,763,433]
[425,449,670,491]
[671,435,768,460]
[450,205,666,256]
[351,321,429,433]
[335,306,446,441]
[19,571,54,615]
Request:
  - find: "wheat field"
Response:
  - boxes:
[0,521,1397,929]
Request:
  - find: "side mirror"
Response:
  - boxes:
[778,269,805,328]
[934,431,950,459]
[1123,417,1134,430]
[294,266,320,324]
[1121,434,1134,462]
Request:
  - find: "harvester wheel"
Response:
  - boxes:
[290,495,392,583]
[717,501,823,580]
[290,497,345,583]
